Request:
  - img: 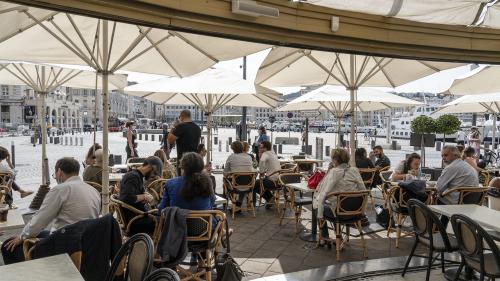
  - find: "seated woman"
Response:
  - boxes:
[355,148,374,169]
[223,141,255,207]
[158,152,215,215]
[463,146,481,172]
[391,153,422,181]
[313,148,365,242]
[84,143,102,166]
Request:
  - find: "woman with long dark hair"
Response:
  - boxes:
[157,152,215,213]
[354,148,374,169]
[84,143,102,166]
[392,153,422,181]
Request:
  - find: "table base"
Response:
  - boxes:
[299,231,317,243]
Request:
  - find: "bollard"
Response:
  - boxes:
[145,134,148,141]
[371,140,376,149]
[65,136,68,145]
[114,155,122,165]
[226,141,229,152]
[315,137,324,160]
[108,154,115,166]
[214,136,218,145]
[391,140,397,150]
[273,144,278,154]
[49,137,53,144]
[435,141,442,151]
[139,134,142,140]
[80,137,83,146]
[219,140,222,152]
[54,137,59,144]
[10,141,15,167]
[70,137,73,146]
[151,134,155,142]
[278,144,283,154]
[72,130,74,135]
[325,146,330,156]
[228,137,232,144]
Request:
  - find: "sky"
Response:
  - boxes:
[126,48,473,96]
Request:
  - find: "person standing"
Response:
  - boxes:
[168,110,201,175]
[468,126,481,159]
[160,123,170,160]
[456,129,467,146]
[125,121,138,160]
[253,126,269,163]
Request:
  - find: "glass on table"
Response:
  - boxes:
[424,174,432,181]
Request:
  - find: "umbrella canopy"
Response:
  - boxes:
[0,2,269,213]
[125,67,281,162]
[434,93,500,114]
[256,46,461,160]
[446,65,500,95]
[278,86,422,113]
[305,1,500,28]
[0,61,126,185]
[278,86,421,146]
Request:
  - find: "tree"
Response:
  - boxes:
[435,114,461,144]
[411,116,436,168]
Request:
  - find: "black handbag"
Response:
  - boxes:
[215,221,244,281]
[375,204,391,229]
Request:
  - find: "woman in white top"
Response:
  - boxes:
[313,148,365,241]
[224,141,255,207]
[391,153,422,181]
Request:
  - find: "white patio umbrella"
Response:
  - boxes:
[278,85,422,146]
[256,46,462,162]
[125,68,282,163]
[447,65,500,95]
[0,3,269,213]
[434,93,500,147]
[0,61,126,185]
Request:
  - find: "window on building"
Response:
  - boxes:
[1,85,8,96]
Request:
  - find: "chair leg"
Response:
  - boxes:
[387,211,393,238]
[248,192,256,218]
[402,238,418,277]
[426,247,433,281]
[453,260,464,281]
[440,252,445,273]
[369,190,375,210]
[356,221,367,259]
[279,201,287,226]
[294,205,302,234]
[396,213,403,248]
[336,222,341,261]
[231,194,236,220]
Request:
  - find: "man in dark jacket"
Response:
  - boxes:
[119,156,163,235]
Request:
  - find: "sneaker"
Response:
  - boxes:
[20,191,34,198]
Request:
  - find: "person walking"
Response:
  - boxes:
[168,110,201,175]
[125,121,138,160]
[468,126,481,159]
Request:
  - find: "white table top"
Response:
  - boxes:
[293,158,324,163]
[215,195,226,205]
[108,173,123,182]
[0,254,84,281]
[428,204,500,232]
[286,181,315,193]
[0,209,25,231]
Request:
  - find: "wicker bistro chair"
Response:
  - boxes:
[144,268,181,281]
[280,162,297,172]
[152,210,226,281]
[440,187,488,205]
[258,170,285,214]
[23,239,82,271]
[386,184,436,248]
[358,168,377,209]
[318,190,370,261]
[0,171,13,204]
[378,170,393,206]
[146,178,168,207]
[402,199,459,281]
[295,160,317,175]
[223,172,257,219]
[85,181,103,193]
[451,214,500,281]
[478,169,491,188]
[104,233,154,281]
[110,194,159,237]
[278,173,312,233]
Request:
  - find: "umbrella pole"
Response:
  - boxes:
[336,114,342,148]
[38,91,49,185]
[493,114,497,151]
[101,20,110,215]
[207,112,212,164]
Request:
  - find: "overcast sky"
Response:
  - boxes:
[126,48,473,96]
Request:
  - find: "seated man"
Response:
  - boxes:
[1,157,101,264]
[437,145,479,205]
[369,145,391,187]
[0,146,33,208]
[253,141,281,207]
[82,149,103,185]
[118,156,163,235]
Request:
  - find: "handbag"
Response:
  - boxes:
[375,204,392,229]
[307,170,326,189]
[215,221,244,281]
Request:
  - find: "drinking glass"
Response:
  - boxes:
[424,174,432,181]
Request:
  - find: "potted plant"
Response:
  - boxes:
[411,116,436,167]
[435,114,461,146]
